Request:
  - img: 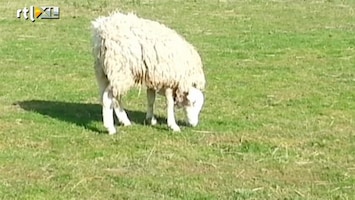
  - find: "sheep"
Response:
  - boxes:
[91,11,206,134]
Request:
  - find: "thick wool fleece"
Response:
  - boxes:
[91,11,206,100]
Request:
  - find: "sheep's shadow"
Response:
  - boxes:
[15,100,182,133]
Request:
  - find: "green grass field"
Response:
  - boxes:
[0,0,354,199]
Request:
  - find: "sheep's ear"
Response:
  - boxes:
[186,93,192,102]
[183,91,194,105]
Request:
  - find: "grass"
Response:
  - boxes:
[0,0,354,199]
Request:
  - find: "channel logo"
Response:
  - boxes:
[17,6,60,22]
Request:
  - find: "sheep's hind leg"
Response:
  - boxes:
[145,88,157,125]
[102,89,116,135]
[165,88,180,132]
[113,99,132,127]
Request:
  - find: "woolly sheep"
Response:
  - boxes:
[91,11,206,134]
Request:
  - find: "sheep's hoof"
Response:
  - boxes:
[151,117,157,125]
[107,127,117,135]
[169,124,181,132]
[123,121,132,126]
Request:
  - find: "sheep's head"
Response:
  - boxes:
[175,87,204,127]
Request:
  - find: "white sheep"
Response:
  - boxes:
[91,11,206,134]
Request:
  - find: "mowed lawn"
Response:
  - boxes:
[0,0,354,199]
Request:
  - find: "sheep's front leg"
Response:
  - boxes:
[165,88,180,132]
[145,88,157,125]
[102,89,116,135]
[113,99,131,127]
